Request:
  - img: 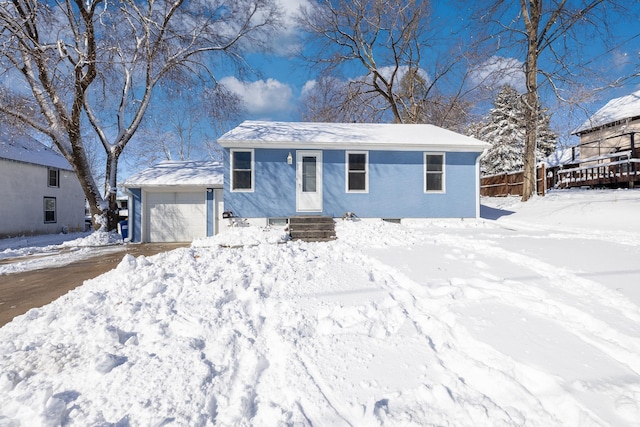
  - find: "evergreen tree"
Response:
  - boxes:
[471,85,557,176]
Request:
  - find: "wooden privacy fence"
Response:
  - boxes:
[481,165,546,197]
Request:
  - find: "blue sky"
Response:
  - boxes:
[219,1,640,137]
[119,0,640,180]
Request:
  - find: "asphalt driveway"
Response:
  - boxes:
[0,243,187,327]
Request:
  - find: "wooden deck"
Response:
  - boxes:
[553,151,640,189]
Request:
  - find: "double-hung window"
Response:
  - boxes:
[230,149,254,191]
[346,151,368,192]
[48,168,59,187]
[424,153,445,193]
[44,197,57,223]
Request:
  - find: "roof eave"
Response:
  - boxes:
[0,155,74,171]
[218,140,489,152]
[122,182,223,189]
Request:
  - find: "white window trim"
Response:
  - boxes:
[345,150,369,193]
[44,196,57,223]
[230,149,255,192]
[424,152,446,193]
[48,167,59,188]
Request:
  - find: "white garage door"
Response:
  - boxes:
[146,191,206,242]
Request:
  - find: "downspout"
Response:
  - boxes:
[476,149,489,219]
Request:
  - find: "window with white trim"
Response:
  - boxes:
[424,153,445,192]
[230,149,254,191]
[48,168,59,187]
[346,151,368,192]
[44,197,57,223]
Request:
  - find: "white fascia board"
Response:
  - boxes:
[124,184,223,191]
[218,140,488,152]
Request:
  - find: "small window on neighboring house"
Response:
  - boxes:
[231,149,254,191]
[48,168,59,187]
[44,197,57,223]
[424,153,445,192]
[346,151,368,192]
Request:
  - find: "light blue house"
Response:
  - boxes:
[218,121,489,225]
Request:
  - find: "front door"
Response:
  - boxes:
[296,150,323,212]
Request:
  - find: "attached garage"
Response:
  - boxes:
[123,161,224,243]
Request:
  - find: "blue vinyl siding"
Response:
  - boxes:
[224,148,481,219]
[206,188,215,237]
[129,188,142,242]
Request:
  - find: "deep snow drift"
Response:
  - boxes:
[1,189,639,426]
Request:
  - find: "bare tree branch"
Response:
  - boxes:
[0,0,281,230]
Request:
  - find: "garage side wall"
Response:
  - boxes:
[129,188,142,243]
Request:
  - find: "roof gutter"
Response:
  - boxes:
[217,140,489,152]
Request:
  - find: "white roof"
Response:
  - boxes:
[219,120,489,152]
[0,130,73,170]
[546,146,579,167]
[123,160,223,188]
[574,90,640,134]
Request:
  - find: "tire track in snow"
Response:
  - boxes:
[427,232,640,376]
[327,244,566,426]
[344,231,640,425]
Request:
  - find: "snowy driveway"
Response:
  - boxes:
[0,239,188,327]
[1,190,639,426]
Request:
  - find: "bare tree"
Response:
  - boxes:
[0,0,280,230]
[300,74,377,123]
[299,0,463,124]
[476,1,637,201]
[126,84,242,167]
[395,68,475,133]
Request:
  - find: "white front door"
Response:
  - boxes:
[296,150,323,212]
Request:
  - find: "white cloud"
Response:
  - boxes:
[470,56,525,92]
[377,65,430,85]
[220,77,294,117]
[300,79,317,97]
[268,0,313,55]
[278,0,312,24]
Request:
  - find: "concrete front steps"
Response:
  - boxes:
[288,216,336,242]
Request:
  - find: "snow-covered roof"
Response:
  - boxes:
[219,120,490,152]
[122,160,223,188]
[0,130,73,170]
[545,146,579,167]
[573,90,640,134]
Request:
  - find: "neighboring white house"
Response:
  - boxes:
[0,130,86,238]
[122,160,224,243]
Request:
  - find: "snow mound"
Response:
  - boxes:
[60,231,123,247]
[192,226,289,247]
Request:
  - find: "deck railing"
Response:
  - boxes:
[555,150,640,188]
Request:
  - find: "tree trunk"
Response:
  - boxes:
[104,151,121,232]
[522,81,538,201]
[521,0,540,202]
[73,155,105,231]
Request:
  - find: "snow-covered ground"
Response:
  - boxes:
[0,231,124,275]
[1,189,640,426]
